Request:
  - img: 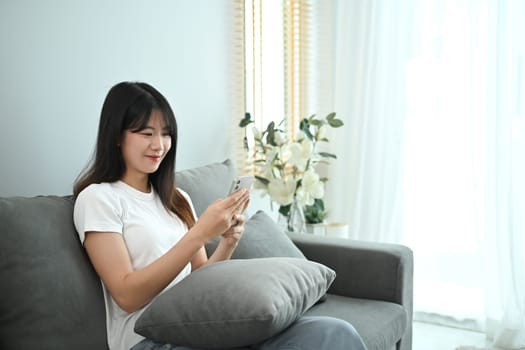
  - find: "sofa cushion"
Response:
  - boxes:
[0,196,107,350]
[175,159,236,216]
[205,210,305,259]
[304,294,408,350]
[135,257,335,349]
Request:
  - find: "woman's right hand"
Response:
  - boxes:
[192,189,250,242]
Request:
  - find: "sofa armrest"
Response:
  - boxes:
[288,233,413,313]
[289,234,414,350]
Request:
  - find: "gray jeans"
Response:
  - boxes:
[130,316,367,350]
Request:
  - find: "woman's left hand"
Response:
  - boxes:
[220,213,246,247]
[200,193,249,266]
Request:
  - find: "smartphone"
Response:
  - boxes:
[229,175,254,195]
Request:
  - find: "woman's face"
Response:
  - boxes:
[120,110,172,189]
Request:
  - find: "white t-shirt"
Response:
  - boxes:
[73,181,194,350]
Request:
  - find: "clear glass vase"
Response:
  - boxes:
[279,199,306,233]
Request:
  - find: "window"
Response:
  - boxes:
[239,0,330,173]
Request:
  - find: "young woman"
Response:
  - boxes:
[73,82,367,350]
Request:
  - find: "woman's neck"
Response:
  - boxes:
[120,174,150,193]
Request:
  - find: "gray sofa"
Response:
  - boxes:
[0,160,413,350]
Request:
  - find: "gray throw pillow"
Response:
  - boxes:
[206,210,305,259]
[175,159,236,216]
[134,257,335,349]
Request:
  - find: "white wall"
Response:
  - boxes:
[0,0,235,197]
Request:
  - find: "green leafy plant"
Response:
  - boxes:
[239,112,343,225]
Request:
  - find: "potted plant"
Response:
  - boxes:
[239,112,343,232]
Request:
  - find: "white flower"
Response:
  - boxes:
[257,158,275,183]
[274,131,286,146]
[252,126,262,140]
[279,144,292,164]
[265,145,279,162]
[287,138,313,172]
[295,130,306,141]
[301,137,314,157]
[267,178,296,206]
[294,170,324,206]
[253,177,268,190]
[295,186,314,206]
[286,143,307,171]
[302,169,324,199]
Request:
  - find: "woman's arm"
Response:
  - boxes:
[84,228,205,313]
[83,189,250,313]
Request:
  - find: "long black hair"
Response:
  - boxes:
[74,82,195,227]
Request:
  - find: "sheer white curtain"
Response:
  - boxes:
[324,0,525,348]
[324,0,414,243]
[484,1,525,347]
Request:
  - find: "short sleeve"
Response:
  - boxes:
[73,184,124,244]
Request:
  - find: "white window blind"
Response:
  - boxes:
[238,0,334,173]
